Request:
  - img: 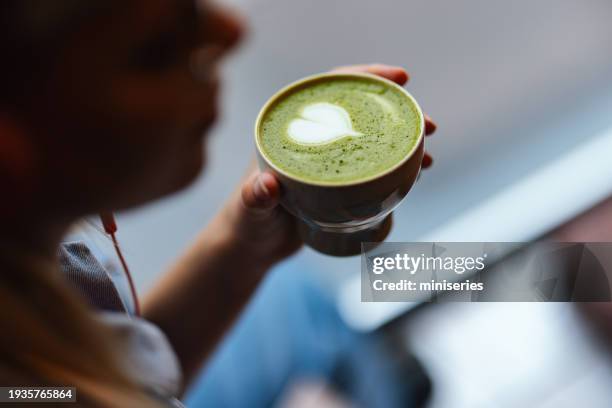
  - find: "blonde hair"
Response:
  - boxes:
[0,248,165,407]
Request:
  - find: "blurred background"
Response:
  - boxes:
[111,0,612,406]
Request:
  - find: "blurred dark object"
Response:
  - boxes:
[551,196,612,242]
[330,330,432,408]
[550,196,612,350]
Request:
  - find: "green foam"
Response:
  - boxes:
[258,77,421,184]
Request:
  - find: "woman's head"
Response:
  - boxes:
[0,0,243,219]
[0,3,244,403]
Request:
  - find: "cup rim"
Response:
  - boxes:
[254,71,425,188]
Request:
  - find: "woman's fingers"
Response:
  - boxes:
[422,153,433,169]
[332,64,409,86]
[422,116,436,168]
[241,171,280,216]
[425,114,437,136]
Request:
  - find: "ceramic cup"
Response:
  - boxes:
[255,72,425,256]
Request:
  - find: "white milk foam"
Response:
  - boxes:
[287,94,398,145]
[287,102,362,145]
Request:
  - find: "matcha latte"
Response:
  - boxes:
[257,75,422,184]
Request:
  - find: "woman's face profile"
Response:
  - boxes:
[7,0,243,214]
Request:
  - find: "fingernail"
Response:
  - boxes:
[425,116,437,133]
[253,175,271,201]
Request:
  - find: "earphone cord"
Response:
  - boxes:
[100,212,141,317]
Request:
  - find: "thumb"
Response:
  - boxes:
[240,171,280,217]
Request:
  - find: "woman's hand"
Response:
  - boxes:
[145,64,437,383]
[226,64,437,269]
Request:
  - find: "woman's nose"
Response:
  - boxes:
[202,3,245,53]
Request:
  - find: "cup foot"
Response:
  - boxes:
[297,214,393,257]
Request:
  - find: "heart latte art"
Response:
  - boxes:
[287,103,362,145]
[258,76,421,184]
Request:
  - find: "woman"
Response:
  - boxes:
[0,0,436,406]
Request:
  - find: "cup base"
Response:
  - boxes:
[297,214,393,257]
